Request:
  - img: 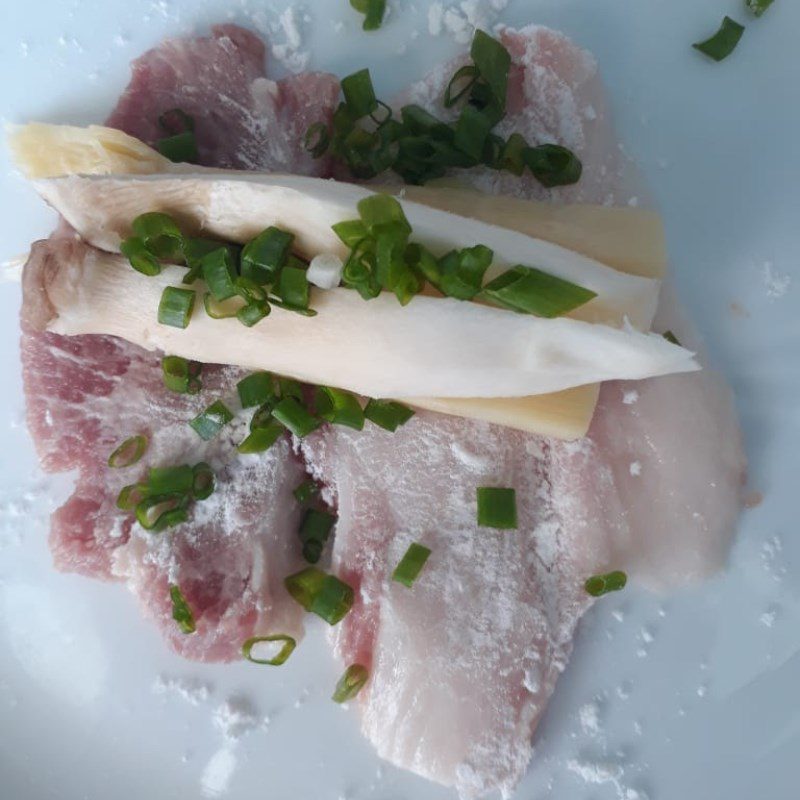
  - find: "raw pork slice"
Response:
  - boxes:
[301,23,745,798]
[19,25,340,660]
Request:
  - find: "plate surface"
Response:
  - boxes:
[1,2,798,799]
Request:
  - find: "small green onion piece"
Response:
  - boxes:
[524,144,583,188]
[148,464,194,495]
[304,122,331,158]
[500,133,528,176]
[584,571,628,597]
[482,265,597,318]
[131,212,183,261]
[250,403,275,431]
[158,287,195,329]
[157,131,198,163]
[136,494,187,531]
[237,419,285,454]
[293,479,320,505]
[299,509,337,564]
[662,330,682,346]
[183,238,235,284]
[438,244,493,300]
[117,483,149,511]
[392,542,432,588]
[332,664,369,703]
[315,386,365,430]
[169,584,196,634]
[234,276,268,305]
[241,227,295,285]
[454,105,492,161]
[277,377,305,401]
[236,301,270,327]
[162,356,202,394]
[203,292,246,319]
[242,635,296,666]
[443,65,480,108]
[476,487,517,529]
[271,397,321,438]
[275,267,311,311]
[357,194,412,237]
[470,29,511,110]
[310,574,355,625]
[108,434,148,469]
[237,372,276,409]
[364,399,415,432]
[692,16,745,62]
[332,219,369,248]
[120,236,162,276]
[341,68,378,119]
[350,0,386,30]
[201,247,238,301]
[284,567,327,610]
[191,462,215,500]
[745,0,773,17]
[189,400,234,441]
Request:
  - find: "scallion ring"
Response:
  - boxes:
[242,635,296,666]
[108,434,148,469]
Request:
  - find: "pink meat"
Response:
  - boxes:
[300,24,745,798]
[106,24,340,173]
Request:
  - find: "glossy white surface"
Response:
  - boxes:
[1,2,798,799]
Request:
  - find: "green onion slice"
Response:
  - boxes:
[277,377,304,401]
[162,356,202,394]
[438,244,493,300]
[169,584,197,634]
[341,68,378,119]
[189,400,234,441]
[584,571,628,597]
[158,286,195,328]
[271,397,321,438]
[108,434,148,469]
[293,479,320,505]
[332,219,369,248]
[350,0,386,31]
[332,664,369,703]
[392,542,432,588]
[482,265,596,318]
[454,105,492,162]
[524,144,582,188]
[357,194,412,237]
[284,567,327,611]
[476,486,517,529]
[237,372,276,409]
[241,227,295,285]
[693,16,745,62]
[203,292,246,319]
[364,399,415,432]
[275,267,311,311]
[310,574,355,625]
[242,635,296,666]
[299,509,337,564]
[120,236,162,276]
[148,464,194,496]
[315,386,365,430]
[191,462,215,500]
[136,494,188,531]
[237,419,285,454]
[236,301,270,327]
[745,0,773,16]
[201,247,238,301]
[444,65,480,108]
[470,29,511,110]
[157,131,198,164]
[117,483,149,511]
[131,212,183,261]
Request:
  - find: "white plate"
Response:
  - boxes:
[1,2,798,799]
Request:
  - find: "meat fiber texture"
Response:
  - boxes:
[19,25,339,661]
[300,23,745,799]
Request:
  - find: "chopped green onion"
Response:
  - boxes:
[332,664,369,703]
[524,144,583,188]
[203,292,245,319]
[454,105,492,161]
[310,574,355,625]
[183,238,235,284]
[242,635,296,666]
[364,399,414,432]
[136,494,188,531]
[482,265,597,318]
[470,29,511,111]
[237,419,285,454]
[443,65,480,108]
[148,464,194,496]
[304,122,331,158]
[299,509,336,564]
[392,542,431,588]
[131,212,183,261]
[315,386,365,430]
[236,301,270,327]
[201,247,238,301]
[169,584,196,634]
[284,567,327,611]
[293,479,320,505]
[271,397,321,438]
[584,570,628,597]
[662,330,681,346]
[438,244,493,300]
[117,483,149,511]
[500,132,528,176]
[241,227,295,285]
[191,463,215,500]
[162,356,202,394]
[158,287,195,328]
[277,377,305,401]
[341,68,378,119]
[275,267,311,311]
[237,372,276,409]
[157,131,198,163]
[350,0,385,30]
[108,434,148,469]
[120,236,161,276]
[693,16,745,62]
[476,487,517,529]
[357,194,412,237]
[189,400,233,440]
[745,0,773,16]
[332,219,369,248]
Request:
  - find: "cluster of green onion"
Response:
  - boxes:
[337,193,596,314]
[121,212,315,330]
[305,29,582,188]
